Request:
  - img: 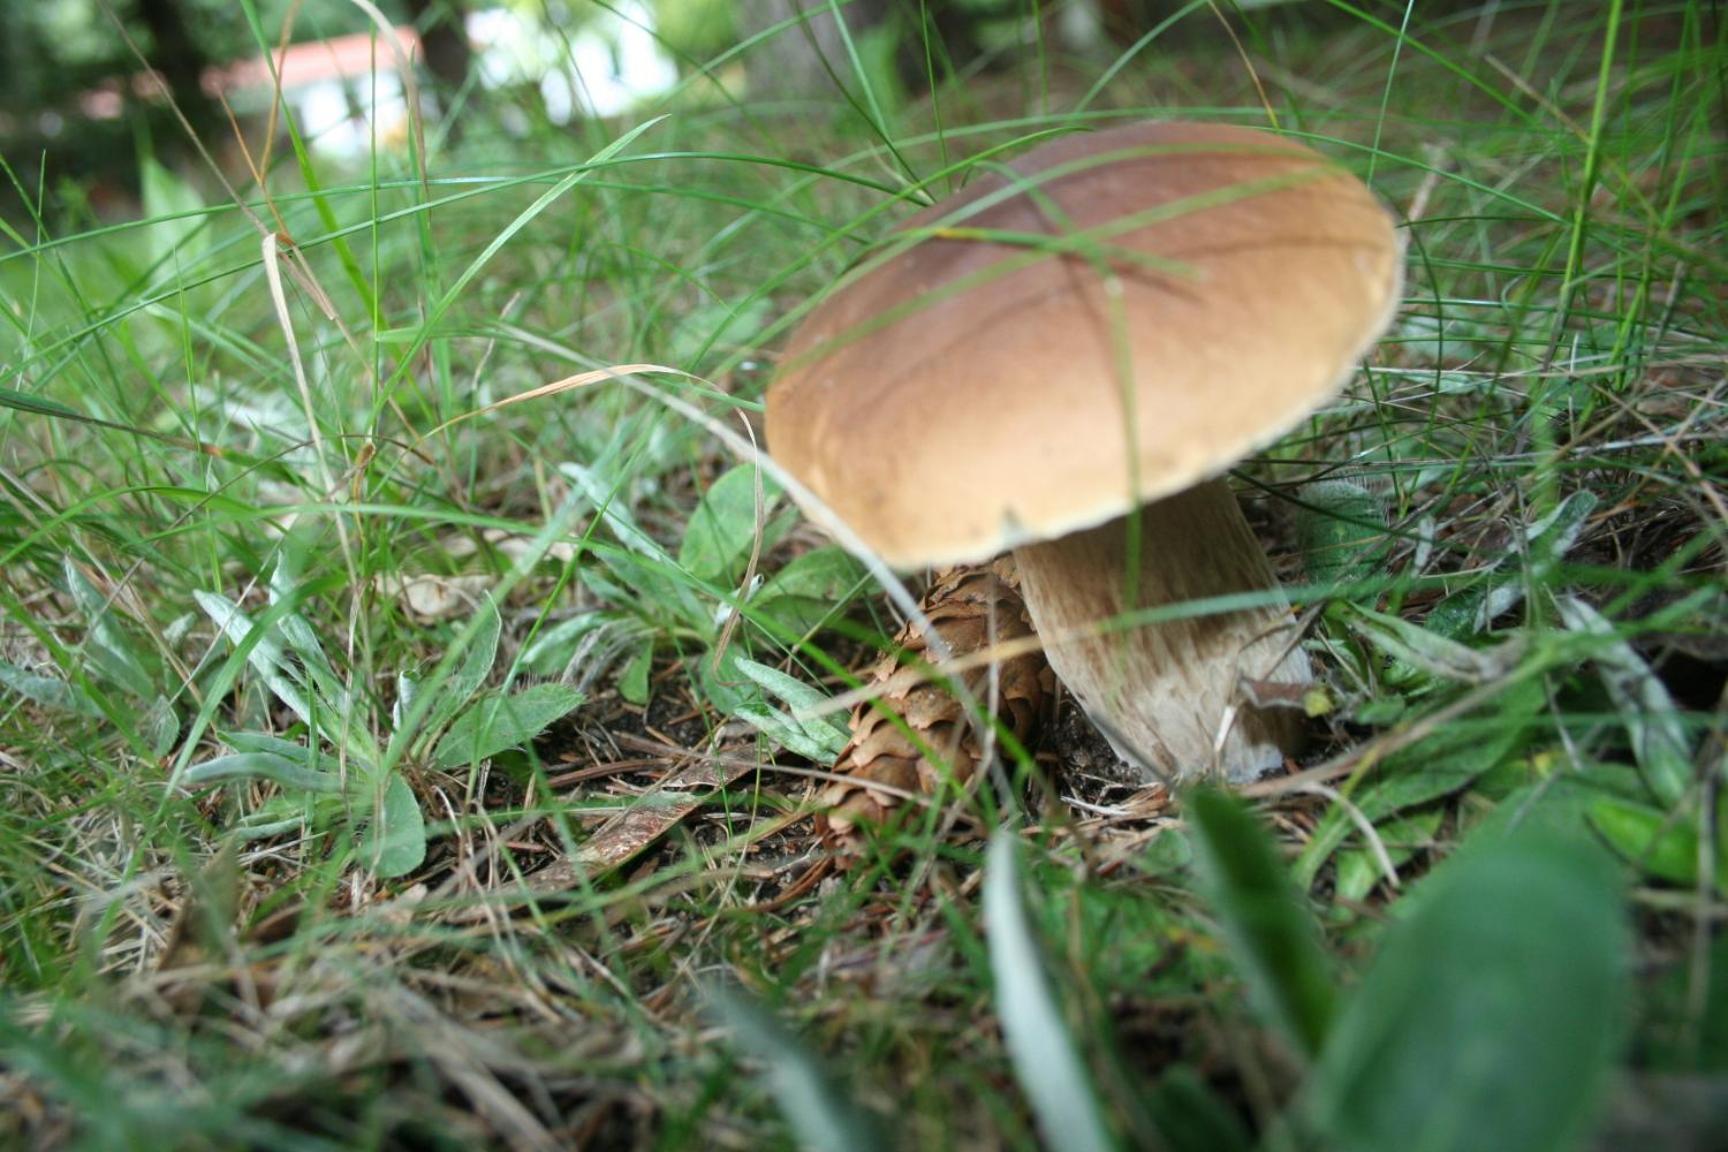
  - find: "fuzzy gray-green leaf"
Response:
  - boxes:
[1310,831,1627,1152]
[432,682,585,766]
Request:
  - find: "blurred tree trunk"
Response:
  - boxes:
[135,0,218,133]
[738,0,891,99]
[402,0,474,116]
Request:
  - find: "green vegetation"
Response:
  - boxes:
[1,2,1724,1149]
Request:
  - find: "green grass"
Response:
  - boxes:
[2,2,1725,1149]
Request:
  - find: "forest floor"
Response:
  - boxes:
[1,5,1724,1150]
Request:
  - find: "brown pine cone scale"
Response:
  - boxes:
[818,558,1053,847]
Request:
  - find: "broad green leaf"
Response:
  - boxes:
[432,682,586,766]
[1338,601,1512,684]
[64,559,156,700]
[517,612,614,676]
[680,463,784,584]
[140,155,209,270]
[583,543,712,635]
[729,701,846,762]
[142,696,179,758]
[1427,491,1597,638]
[760,547,866,602]
[559,463,675,563]
[1293,679,1546,889]
[672,297,772,367]
[267,550,354,722]
[359,774,426,879]
[708,984,886,1152]
[196,585,374,761]
[755,547,867,637]
[1557,596,1694,807]
[985,832,1117,1152]
[0,659,100,717]
[619,636,654,706]
[732,657,838,718]
[1588,796,1727,892]
[1185,787,1335,1059]
[181,752,344,795]
[1457,761,1646,848]
[697,645,753,717]
[1144,1067,1252,1152]
[728,657,848,762]
[1333,810,1443,904]
[196,591,314,728]
[1309,831,1628,1152]
[234,790,331,840]
[420,596,502,741]
[222,729,336,762]
[1297,480,1387,588]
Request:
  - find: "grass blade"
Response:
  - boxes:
[708,984,886,1152]
[984,831,1116,1152]
[1185,787,1336,1060]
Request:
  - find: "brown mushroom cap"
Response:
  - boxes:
[765,121,1403,568]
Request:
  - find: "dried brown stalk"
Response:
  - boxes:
[818,558,1053,845]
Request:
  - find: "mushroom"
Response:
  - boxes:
[766,121,1403,782]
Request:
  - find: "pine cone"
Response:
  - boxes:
[819,558,1053,846]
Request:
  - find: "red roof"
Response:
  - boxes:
[206,27,423,94]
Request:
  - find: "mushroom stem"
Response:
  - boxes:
[1010,477,1310,782]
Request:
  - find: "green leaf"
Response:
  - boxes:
[1309,831,1628,1152]
[707,984,886,1152]
[560,463,677,564]
[142,695,179,759]
[64,559,156,700]
[1557,596,1695,807]
[432,682,586,766]
[358,774,426,879]
[985,832,1117,1152]
[181,752,344,795]
[0,659,100,717]
[267,550,353,720]
[672,297,772,366]
[140,155,209,270]
[420,597,502,741]
[0,386,84,422]
[1338,601,1512,685]
[1185,787,1336,1059]
[1588,797,1725,891]
[1297,480,1387,588]
[727,657,848,762]
[1427,491,1597,639]
[619,636,654,706]
[1144,1067,1252,1152]
[679,463,784,584]
[195,588,374,759]
[196,591,314,728]
[1333,810,1444,904]
[760,547,866,602]
[517,612,615,677]
[583,543,713,635]
[755,547,867,637]
[1294,679,1546,889]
